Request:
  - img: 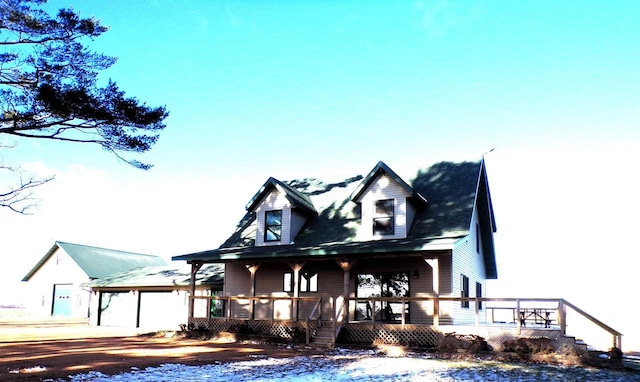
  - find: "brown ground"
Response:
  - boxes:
[0,316,325,381]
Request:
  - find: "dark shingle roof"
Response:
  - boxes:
[246,177,317,214]
[85,264,223,288]
[23,241,168,281]
[351,161,428,206]
[174,160,497,278]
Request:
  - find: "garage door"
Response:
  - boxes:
[52,284,72,317]
[99,292,137,327]
[138,292,186,330]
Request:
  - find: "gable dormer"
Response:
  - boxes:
[351,162,427,240]
[246,177,317,246]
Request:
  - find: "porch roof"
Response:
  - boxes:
[173,236,461,263]
[84,264,223,289]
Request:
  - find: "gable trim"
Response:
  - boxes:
[246,177,317,214]
[350,161,427,206]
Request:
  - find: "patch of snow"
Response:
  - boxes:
[60,348,640,382]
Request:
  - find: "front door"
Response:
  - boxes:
[356,272,409,322]
[52,284,72,317]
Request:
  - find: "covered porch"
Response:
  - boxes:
[184,293,623,352]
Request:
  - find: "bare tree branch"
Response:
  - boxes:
[0,0,169,213]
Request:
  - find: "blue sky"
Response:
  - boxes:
[1,1,639,350]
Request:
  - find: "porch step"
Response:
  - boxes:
[573,338,589,352]
[311,326,335,348]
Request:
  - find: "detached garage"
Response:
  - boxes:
[22,241,168,319]
[87,265,223,331]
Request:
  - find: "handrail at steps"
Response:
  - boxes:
[305,297,323,345]
[560,299,623,349]
[332,296,347,348]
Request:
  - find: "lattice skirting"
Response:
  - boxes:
[189,318,316,340]
[189,318,577,354]
[341,323,441,346]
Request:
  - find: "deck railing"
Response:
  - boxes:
[305,297,323,345]
[190,295,623,350]
[332,296,348,348]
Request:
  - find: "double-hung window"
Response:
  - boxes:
[476,282,483,310]
[265,210,282,242]
[373,199,394,235]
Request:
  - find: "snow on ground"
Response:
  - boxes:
[58,349,639,382]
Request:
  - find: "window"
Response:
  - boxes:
[356,272,409,321]
[461,274,470,308]
[283,272,293,292]
[476,282,483,310]
[265,210,282,241]
[373,199,394,235]
[300,272,318,292]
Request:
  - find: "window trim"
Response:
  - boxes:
[283,272,293,292]
[461,274,470,309]
[476,281,483,310]
[264,210,283,242]
[373,199,395,236]
[300,271,318,293]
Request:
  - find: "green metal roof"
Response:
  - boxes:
[173,160,497,279]
[23,241,168,281]
[84,264,223,288]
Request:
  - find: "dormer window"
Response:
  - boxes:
[373,199,394,235]
[265,210,282,242]
[351,162,427,241]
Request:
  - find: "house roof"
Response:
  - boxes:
[246,176,317,214]
[350,161,428,206]
[84,264,223,289]
[173,160,497,278]
[22,241,168,281]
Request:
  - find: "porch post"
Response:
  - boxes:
[558,299,567,335]
[189,262,203,319]
[424,258,439,295]
[516,299,522,335]
[425,258,439,327]
[246,264,261,320]
[336,259,356,323]
[288,262,306,321]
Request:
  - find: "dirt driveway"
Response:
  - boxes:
[0,318,323,381]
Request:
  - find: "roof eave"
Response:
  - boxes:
[22,242,60,281]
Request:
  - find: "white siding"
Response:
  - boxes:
[356,174,412,240]
[26,247,92,318]
[450,207,488,324]
[406,202,418,232]
[224,263,252,296]
[253,190,310,246]
[290,210,308,242]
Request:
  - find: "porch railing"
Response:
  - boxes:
[189,295,623,350]
[332,296,347,348]
[305,297,322,345]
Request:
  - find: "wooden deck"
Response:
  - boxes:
[187,296,623,351]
